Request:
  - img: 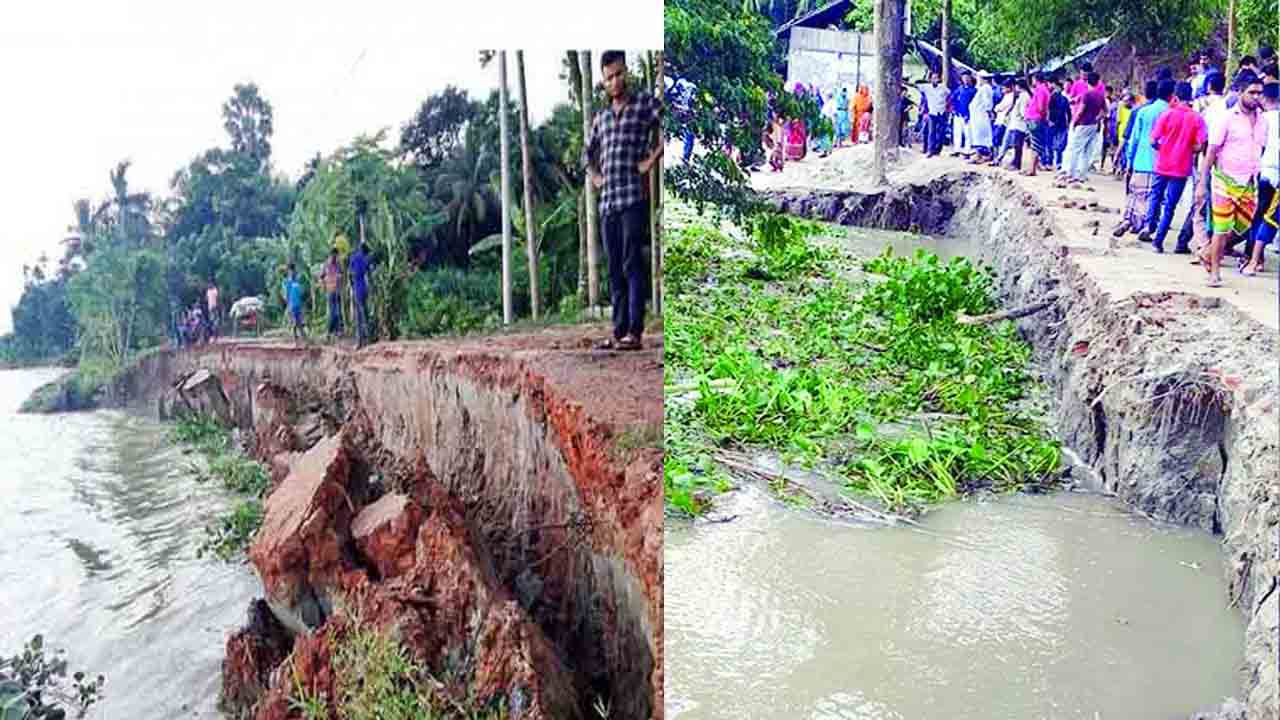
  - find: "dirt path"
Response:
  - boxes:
[750,145,1280,329]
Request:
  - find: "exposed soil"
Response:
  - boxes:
[756,160,1279,720]
[104,323,664,719]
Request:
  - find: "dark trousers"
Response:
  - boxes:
[603,204,648,340]
[1145,175,1188,248]
[926,114,946,156]
[1244,179,1276,258]
[354,289,370,346]
[327,291,343,334]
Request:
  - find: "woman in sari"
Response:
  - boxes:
[851,85,872,143]
[786,117,808,160]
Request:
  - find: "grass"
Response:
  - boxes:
[663,196,1060,517]
[169,414,271,560]
[289,601,508,720]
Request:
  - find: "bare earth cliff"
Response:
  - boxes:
[108,325,663,719]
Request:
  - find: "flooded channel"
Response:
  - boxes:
[0,368,259,717]
[665,486,1244,720]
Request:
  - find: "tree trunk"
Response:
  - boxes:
[940,0,951,90]
[578,191,587,303]
[516,51,540,320]
[873,0,904,186]
[651,50,664,316]
[498,52,514,325]
[581,51,600,315]
[1226,0,1237,77]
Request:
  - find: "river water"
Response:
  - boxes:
[665,486,1244,720]
[0,368,259,717]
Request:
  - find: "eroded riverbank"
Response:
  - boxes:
[93,324,663,719]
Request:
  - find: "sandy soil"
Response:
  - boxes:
[749,144,1280,330]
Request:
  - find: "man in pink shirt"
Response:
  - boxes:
[1195,75,1269,286]
[1023,73,1053,176]
[1141,82,1206,252]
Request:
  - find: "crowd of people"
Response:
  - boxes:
[744,46,1279,290]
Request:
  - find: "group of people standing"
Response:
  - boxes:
[912,64,1110,184]
[1111,48,1277,287]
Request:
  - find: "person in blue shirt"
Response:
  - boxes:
[349,242,373,349]
[281,263,306,342]
[1116,79,1173,238]
[949,72,977,156]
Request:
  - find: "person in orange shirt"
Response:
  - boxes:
[852,85,872,143]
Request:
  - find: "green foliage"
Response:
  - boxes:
[65,239,167,370]
[170,414,270,561]
[0,635,104,719]
[2,262,76,365]
[664,0,819,218]
[664,199,1060,515]
[198,499,264,562]
[402,268,500,337]
[288,132,448,342]
[290,603,508,720]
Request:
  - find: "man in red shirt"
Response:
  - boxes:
[1141,82,1206,252]
[1024,73,1053,176]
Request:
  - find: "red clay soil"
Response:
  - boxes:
[115,323,663,719]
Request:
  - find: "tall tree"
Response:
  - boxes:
[651,51,664,315]
[873,0,905,185]
[398,86,479,169]
[516,51,541,320]
[581,50,600,310]
[106,160,153,246]
[1226,0,1236,76]
[566,50,588,303]
[940,0,951,88]
[498,52,514,325]
[221,83,274,169]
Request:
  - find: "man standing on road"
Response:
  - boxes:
[349,241,373,349]
[1062,72,1107,186]
[1023,72,1053,176]
[917,72,949,158]
[1119,79,1173,238]
[1195,75,1269,287]
[282,264,306,343]
[323,247,343,341]
[205,281,220,339]
[585,50,663,352]
[1143,82,1206,252]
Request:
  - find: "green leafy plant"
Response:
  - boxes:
[0,635,104,720]
[664,195,1060,515]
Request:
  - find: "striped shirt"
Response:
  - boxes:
[585,91,662,216]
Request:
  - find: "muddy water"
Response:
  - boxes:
[0,368,258,717]
[665,487,1244,720]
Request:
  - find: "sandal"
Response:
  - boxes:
[1207,276,1223,288]
[594,337,621,350]
[617,335,643,351]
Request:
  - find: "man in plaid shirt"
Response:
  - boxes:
[585,50,663,350]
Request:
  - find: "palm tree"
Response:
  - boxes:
[516,51,540,320]
[433,132,497,262]
[580,51,600,311]
[498,51,514,325]
[105,160,153,246]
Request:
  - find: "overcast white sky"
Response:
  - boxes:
[0,1,660,333]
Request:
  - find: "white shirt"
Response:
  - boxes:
[992,92,1014,126]
[1261,108,1280,185]
[919,83,949,115]
[1007,92,1029,133]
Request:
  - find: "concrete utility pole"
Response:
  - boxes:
[651,50,664,316]
[940,0,951,89]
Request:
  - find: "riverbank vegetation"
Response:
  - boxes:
[170,414,270,561]
[0,634,104,719]
[5,51,665,402]
[664,198,1060,516]
[288,601,509,720]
